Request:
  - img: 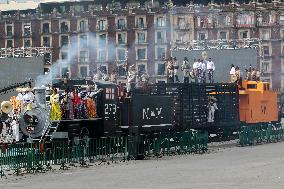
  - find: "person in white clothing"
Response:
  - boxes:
[192,59,199,82]
[181,57,191,83]
[173,57,180,83]
[229,64,236,83]
[201,60,206,83]
[207,58,215,83]
[208,97,218,123]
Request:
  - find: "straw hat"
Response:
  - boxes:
[208,96,217,102]
[16,88,25,93]
[23,87,32,92]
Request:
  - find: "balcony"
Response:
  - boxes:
[116,24,127,30]
[135,23,146,29]
[96,25,108,32]
[156,38,166,44]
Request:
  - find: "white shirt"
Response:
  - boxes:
[22,92,34,103]
[193,62,199,69]
[201,62,206,70]
[16,93,23,101]
[197,62,202,69]
[207,61,215,71]
[230,67,236,75]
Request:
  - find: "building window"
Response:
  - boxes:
[239,31,249,39]
[98,34,107,45]
[42,36,51,47]
[136,17,145,28]
[157,63,165,75]
[118,65,126,76]
[117,18,126,29]
[198,32,207,40]
[44,68,50,75]
[42,23,50,34]
[79,66,88,77]
[177,17,185,29]
[156,16,166,27]
[137,32,146,43]
[23,23,31,37]
[105,88,115,100]
[23,39,31,48]
[79,35,88,48]
[6,24,13,37]
[117,49,126,61]
[6,39,13,48]
[156,31,165,44]
[98,65,107,74]
[137,48,146,60]
[79,51,88,63]
[98,50,107,62]
[61,51,68,61]
[44,53,51,65]
[219,31,227,40]
[60,21,69,33]
[117,33,126,44]
[61,35,69,47]
[281,30,284,39]
[263,46,270,57]
[156,47,166,60]
[98,19,107,30]
[262,61,271,73]
[137,64,146,76]
[236,14,254,26]
[79,20,87,32]
[61,67,69,78]
[260,29,271,40]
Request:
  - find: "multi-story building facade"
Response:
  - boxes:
[1,0,284,90]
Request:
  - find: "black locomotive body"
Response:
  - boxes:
[52,79,239,140]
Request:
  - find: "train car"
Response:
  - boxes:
[239,80,278,124]
[0,78,279,143]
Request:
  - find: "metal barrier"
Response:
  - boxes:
[0,131,208,175]
[239,123,284,146]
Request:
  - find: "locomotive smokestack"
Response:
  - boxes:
[33,87,46,109]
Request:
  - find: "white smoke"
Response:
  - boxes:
[35,32,117,87]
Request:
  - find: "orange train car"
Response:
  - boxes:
[239,80,278,124]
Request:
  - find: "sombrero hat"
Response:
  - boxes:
[208,96,217,101]
[16,88,25,92]
[22,87,32,92]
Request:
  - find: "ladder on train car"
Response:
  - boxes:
[37,105,59,143]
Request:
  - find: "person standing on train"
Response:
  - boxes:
[173,57,180,83]
[201,60,207,83]
[192,58,199,83]
[181,57,191,83]
[207,58,215,83]
[229,64,236,83]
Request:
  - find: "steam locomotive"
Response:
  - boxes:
[1,78,278,143]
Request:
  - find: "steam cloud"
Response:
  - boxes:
[35,32,117,87]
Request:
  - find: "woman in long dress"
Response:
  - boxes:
[50,88,62,121]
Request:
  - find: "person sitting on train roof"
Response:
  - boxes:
[256,69,261,81]
[251,68,257,81]
[245,69,250,81]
